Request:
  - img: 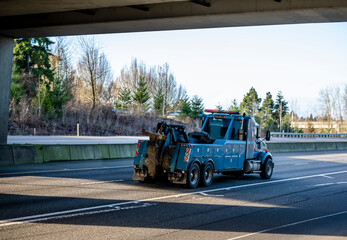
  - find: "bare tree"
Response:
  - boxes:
[77,36,113,108]
[116,59,186,115]
[319,87,333,124]
[320,85,346,123]
[52,37,73,83]
[157,63,178,115]
[332,86,343,121]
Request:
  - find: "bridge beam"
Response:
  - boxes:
[0,36,13,145]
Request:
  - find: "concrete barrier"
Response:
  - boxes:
[70,145,95,161]
[0,143,137,165]
[43,145,71,162]
[13,145,44,164]
[0,145,13,165]
[267,141,346,153]
[336,142,347,150]
[0,141,346,165]
[94,144,110,159]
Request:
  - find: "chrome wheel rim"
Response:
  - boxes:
[266,162,272,175]
[205,167,212,182]
[190,168,198,185]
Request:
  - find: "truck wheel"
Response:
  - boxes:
[260,158,273,179]
[201,162,214,187]
[187,163,200,189]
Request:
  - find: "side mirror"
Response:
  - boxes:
[265,130,271,141]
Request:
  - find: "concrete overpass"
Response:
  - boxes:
[1,0,347,144]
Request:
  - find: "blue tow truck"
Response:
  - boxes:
[133,109,274,188]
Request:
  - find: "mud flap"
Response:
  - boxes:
[132,170,145,181]
[172,174,187,185]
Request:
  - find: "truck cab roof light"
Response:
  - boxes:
[205,109,239,114]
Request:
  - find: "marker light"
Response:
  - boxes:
[184,148,192,162]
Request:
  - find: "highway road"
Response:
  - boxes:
[0,151,347,239]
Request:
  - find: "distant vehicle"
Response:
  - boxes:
[133,109,274,188]
[166,111,181,119]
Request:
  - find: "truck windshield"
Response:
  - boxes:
[202,117,231,139]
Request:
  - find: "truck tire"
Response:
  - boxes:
[187,163,200,189]
[200,162,214,187]
[260,158,273,179]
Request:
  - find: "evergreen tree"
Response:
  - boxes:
[44,76,70,118]
[117,87,132,111]
[133,76,151,112]
[190,95,204,119]
[13,38,55,99]
[13,38,54,77]
[261,92,274,117]
[240,87,261,117]
[215,104,223,110]
[179,96,192,118]
[274,91,289,132]
[153,87,164,115]
[228,99,239,112]
[10,66,24,104]
[13,37,56,118]
[260,92,275,132]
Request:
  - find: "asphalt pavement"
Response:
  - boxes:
[0,151,347,239]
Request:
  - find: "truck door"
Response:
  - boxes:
[223,144,238,170]
[224,119,244,170]
[246,119,256,159]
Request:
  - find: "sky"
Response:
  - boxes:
[90,22,347,117]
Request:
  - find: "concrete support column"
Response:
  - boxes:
[0,36,13,145]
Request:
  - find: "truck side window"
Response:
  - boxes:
[230,119,242,140]
[202,118,231,139]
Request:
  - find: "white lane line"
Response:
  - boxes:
[1,169,347,227]
[199,192,224,197]
[81,179,124,185]
[0,165,132,176]
[313,183,334,187]
[294,163,309,166]
[227,210,347,240]
[319,175,334,179]
[0,202,157,227]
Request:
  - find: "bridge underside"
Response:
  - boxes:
[1,0,347,38]
[1,0,347,144]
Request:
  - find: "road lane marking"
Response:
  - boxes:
[313,183,334,187]
[1,169,347,227]
[199,192,224,197]
[0,165,132,176]
[294,163,308,166]
[319,175,334,179]
[81,179,124,185]
[227,209,347,240]
[0,202,156,227]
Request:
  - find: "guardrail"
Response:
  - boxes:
[271,132,347,138]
